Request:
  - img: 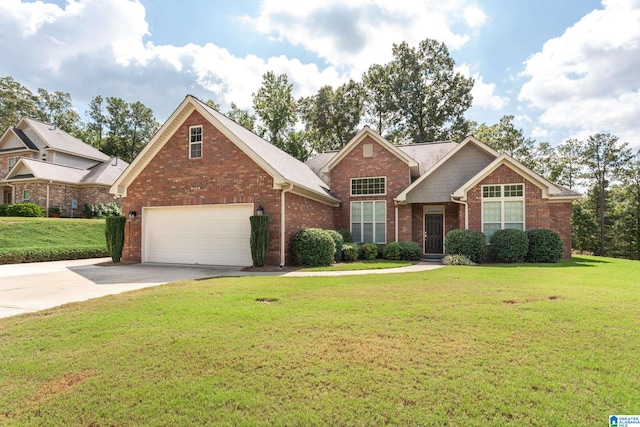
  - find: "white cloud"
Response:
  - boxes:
[518,0,640,146]
[457,64,509,110]
[242,0,486,76]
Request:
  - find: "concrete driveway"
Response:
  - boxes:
[0,258,264,319]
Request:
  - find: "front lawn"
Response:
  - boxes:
[300,259,414,271]
[1,256,639,425]
[0,217,108,263]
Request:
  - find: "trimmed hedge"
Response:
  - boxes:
[0,246,109,264]
[527,228,564,263]
[105,216,126,263]
[342,244,358,262]
[250,215,269,267]
[490,229,529,263]
[291,228,335,267]
[398,242,422,261]
[360,243,378,260]
[6,203,45,217]
[444,229,487,264]
[337,229,353,243]
[383,242,402,260]
[0,204,9,216]
[326,230,344,262]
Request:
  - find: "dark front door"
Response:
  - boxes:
[424,214,444,254]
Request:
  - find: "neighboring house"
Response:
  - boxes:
[0,118,128,216]
[111,95,580,267]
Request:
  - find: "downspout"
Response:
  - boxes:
[394,201,399,242]
[280,182,294,267]
[46,182,51,217]
[450,195,468,229]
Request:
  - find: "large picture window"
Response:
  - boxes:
[189,125,202,159]
[351,201,386,243]
[482,184,524,240]
[351,177,386,196]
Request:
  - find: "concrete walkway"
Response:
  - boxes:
[0,258,442,319]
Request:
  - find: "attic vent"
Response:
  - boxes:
[363,143,373,158]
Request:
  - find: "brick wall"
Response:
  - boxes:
[329,135,411,243]
[466,164,573,258]
[121,110,333,265]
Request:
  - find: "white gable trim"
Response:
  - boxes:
[396,135,499,202]
[319,126,418,176]
[452,154,565,200]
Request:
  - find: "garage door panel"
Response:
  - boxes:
[143,204,253,266]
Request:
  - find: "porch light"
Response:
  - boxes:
[128,210,137,220]
[257,206,265,216]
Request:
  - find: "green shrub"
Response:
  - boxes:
[398,242,422,261]
[444,229,487,264]
[48,205,61,215]
[326,230,344,262]
[249,215,269,267]
[490,229,529,263]
[0,246,109,264]
[291,228,335,267]
[442,254,476,266]
[342,244,358,262]
[360,243,378,260]
[383,242,402,260]
[84,202,121,219]
[527,229,564,263]
[337,229,353,243]
[6,203,45,217]
[0,204,9,216]
[105,215,126,263]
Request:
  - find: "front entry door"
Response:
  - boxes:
[424,214,444,254]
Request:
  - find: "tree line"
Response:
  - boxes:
[1,38,638,259]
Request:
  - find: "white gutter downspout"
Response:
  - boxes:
[280,183,294,267]
[450,195,468,229]
[46,182,51,217]
[394,201,399,242]
[6,184,16,204]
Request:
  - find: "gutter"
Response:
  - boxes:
[280,182,294,267]
[450,195,469,229]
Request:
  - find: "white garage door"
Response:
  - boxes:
[143,204,253,266]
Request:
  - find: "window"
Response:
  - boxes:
[22,189,31,202]
[8,157,18,169]
[351,201,386,243]
[189,125,202,159]
[482,184,524,241]
[351,177,386,196]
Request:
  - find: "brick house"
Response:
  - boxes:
[0,117,128,216]
[111,95,580,266]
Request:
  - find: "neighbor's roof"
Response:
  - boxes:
[19,118,110,162]
[5,157,128,186]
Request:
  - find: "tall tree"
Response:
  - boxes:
[34,89,81,135]
[388,39,474,142]
[555,138,584,189]
[85,95,106,150]
[299,80,365,153]
[624,151,640,258]
[0,76,39,131]
[226,103,257,132]
[205,99,220,110]
[103,97,130,159]
[127,101,159,162]
[474,115,535,168]
[580,133,632,256]
[252,71,297,151]
[362,63,397,136]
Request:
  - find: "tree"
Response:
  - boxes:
[127,101,159,162]
[205,99,220,110]
[623,151,640,258]
[85,95,106,150]
[362,63,397,136]
[299,80,364,153]
[388,39,474,142]
[555,138,584,189]
[0,76,39,131]
[103,97,130,159]
[226,103,256,132]
[580,133,632,256]
[532,141,560,181]
[474,115,535,168]
[34,89,81,135]
[252,71,297,151]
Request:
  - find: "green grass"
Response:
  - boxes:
[300,259,414,271]
[1,256,640,425]
[0,217,108,262]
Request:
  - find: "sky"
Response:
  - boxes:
[0,0,639,149]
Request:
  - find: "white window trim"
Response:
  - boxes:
[22,189,31,202]
[8,156,18,169]
[350,200,387,244]
[350,176,387,197]
[189,125,203,159]
[481,183,525,239]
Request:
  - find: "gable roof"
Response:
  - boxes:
[4,157,128,186]
[451,154,581,200]
[319,127,419,177]
[18,118,110,162]
[396,135,500,202]
[111,95,340,206]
